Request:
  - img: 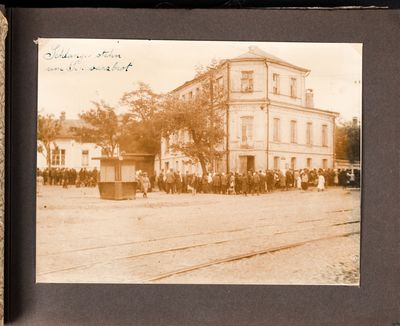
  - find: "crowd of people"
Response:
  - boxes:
[36,167,155,198]
[37,167,99,188]
[156,168,360,196]
[37,166,361,198]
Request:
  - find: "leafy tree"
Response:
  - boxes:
[37,113,62,169]
[73,101,120,157]
[120,82,163,154]
[335,120,361,163]
[161,65,226,174]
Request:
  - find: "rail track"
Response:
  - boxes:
[37,219,360,280]
[148,230,360,282]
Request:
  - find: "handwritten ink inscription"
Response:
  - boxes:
[43,45,133,73]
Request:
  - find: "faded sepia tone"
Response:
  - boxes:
[36,39,361,285]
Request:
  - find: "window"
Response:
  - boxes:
[61,150,65,165]
[291,157,296,170]
[82,150,89,166]
[51,148,65,166]
[241,71,254,92]
[322,124,328,147]
[290,77,297,98]
[290,120,297,143]
[322,159,328,169]
[274,156,280,170]
[241,116,254,145]
[307,158,312,168]
[165,136,170,153]
[216,76,224,94]
[306,122,313,145]
[182,94,185,100]
[173,132,179,143]
[272,73,280,94]
[273,118,281,142]
[51,149,60,166]
[189,91,193,99]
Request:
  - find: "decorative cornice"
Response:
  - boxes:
[269,100,340,117]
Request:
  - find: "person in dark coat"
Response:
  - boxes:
[220,173,228,194]
[259,171,266,193]
[62,169,69,188]
[235,173,241,194]
[165,169,175,194]
[301,171,309,190]
[252,172,260,195]
[241,173,249,196]
[158,170,165,192]
[266,170,274,192]
[212,173,221,194]
[175,171,183,194]
[201,174,209,193]
[247,171,254,195]
[338,169,348,189]
[286,170,293,189]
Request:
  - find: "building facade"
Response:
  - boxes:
[157,46,340,174]
[37,119,102,170]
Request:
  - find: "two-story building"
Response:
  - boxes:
[157,46,339,175]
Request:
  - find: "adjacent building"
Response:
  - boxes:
[157,46,340,175]
[37,119,102,170]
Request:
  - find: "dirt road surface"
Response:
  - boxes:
[36,186,360,285]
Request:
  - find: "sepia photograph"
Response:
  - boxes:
[36,39,362,285]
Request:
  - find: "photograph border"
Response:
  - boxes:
[6,7,400,325]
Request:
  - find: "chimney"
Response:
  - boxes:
[60,111,66,120]
[352,116,358,127]
[305,89,314,108]
[249,45,261,54]
[249,46,256,53]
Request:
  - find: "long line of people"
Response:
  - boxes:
[37,167,99,188]
[37,166,361,196]
[156,168,360,195]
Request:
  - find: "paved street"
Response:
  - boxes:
[36,186,360,285]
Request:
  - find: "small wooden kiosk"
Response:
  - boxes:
[93,154,154,200]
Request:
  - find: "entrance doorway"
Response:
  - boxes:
[239,155,255,174]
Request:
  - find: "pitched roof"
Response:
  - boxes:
[171,46,310,93]
[57,119,88,138]
[232,46,310,72]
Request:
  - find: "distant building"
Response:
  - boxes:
[157,46,339,174]
[37,119,102,170]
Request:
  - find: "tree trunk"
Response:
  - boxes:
[46,144,52,170]
[199,157,207,175]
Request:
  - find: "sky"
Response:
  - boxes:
[38,39,362,121]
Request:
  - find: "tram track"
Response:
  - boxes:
[148,230,360,282]
[37,220,359,278]
[37,207,354,258]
